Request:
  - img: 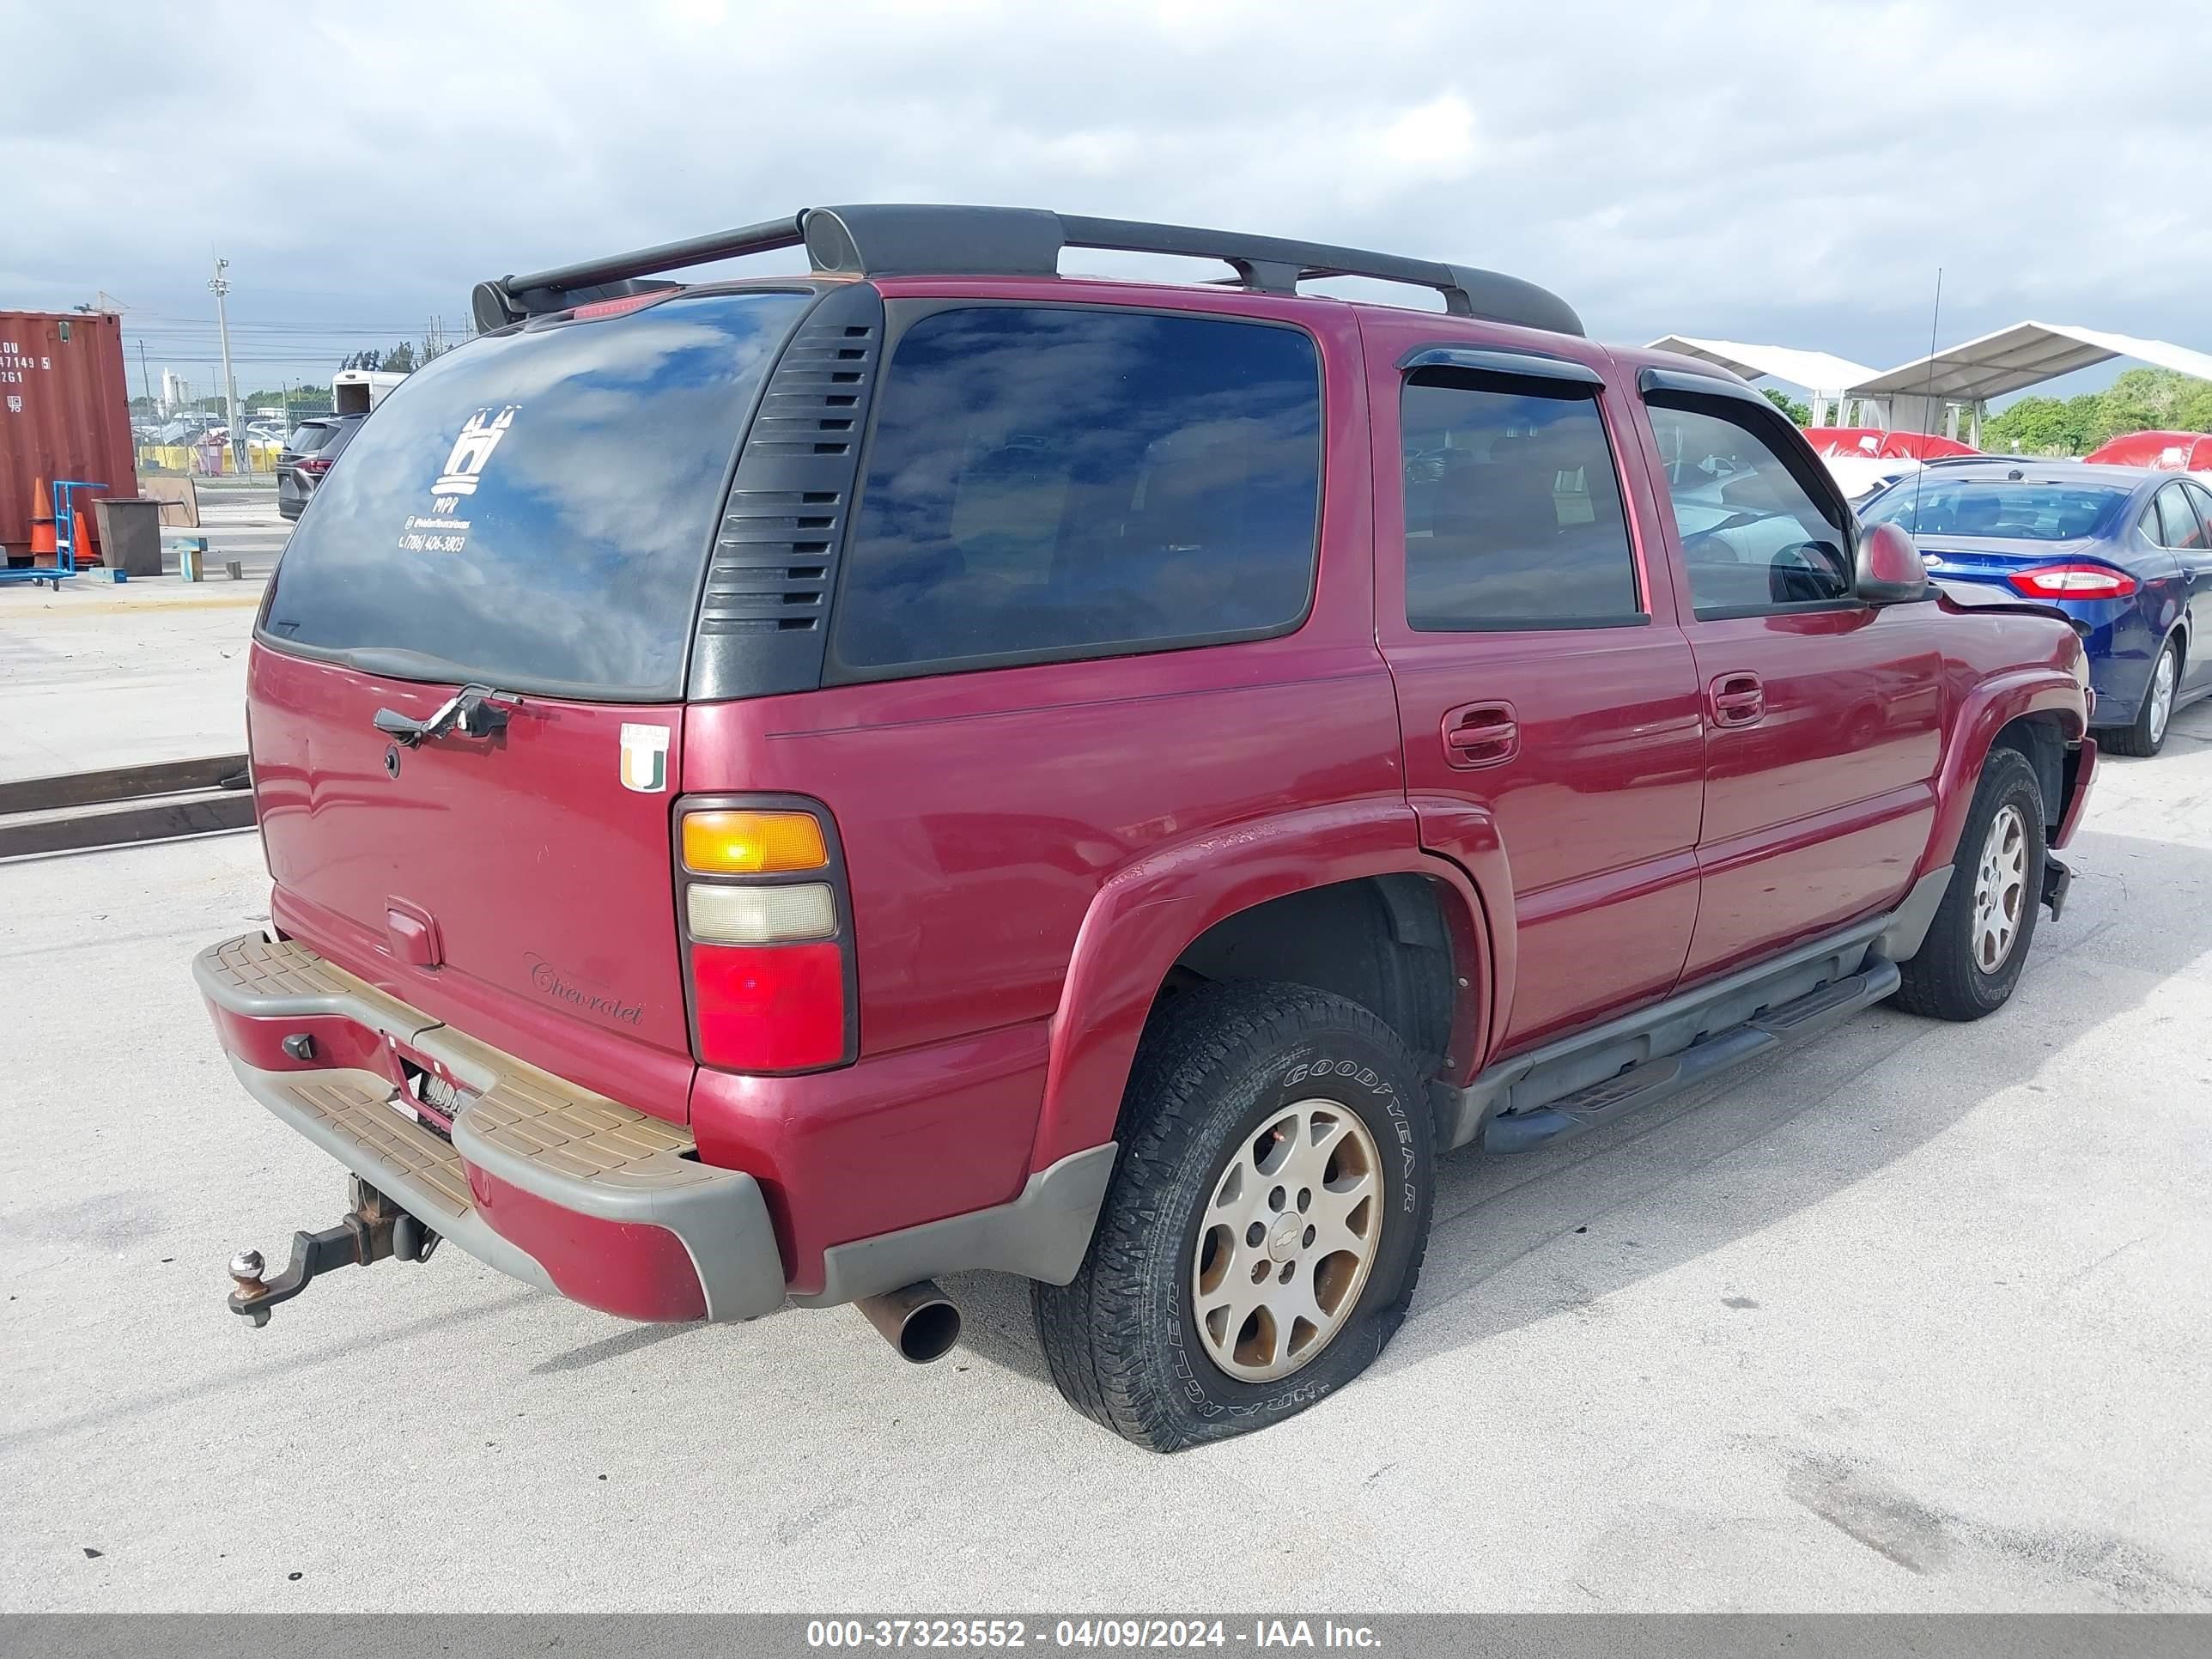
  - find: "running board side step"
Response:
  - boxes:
[1480,957,1901,1155]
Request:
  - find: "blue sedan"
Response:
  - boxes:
[1860,460,2212,757]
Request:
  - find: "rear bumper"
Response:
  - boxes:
[195,933,786,1322]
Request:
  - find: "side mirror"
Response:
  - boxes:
[1855,521,1929,605]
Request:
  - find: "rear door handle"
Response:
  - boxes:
[1443,701,1519,769]
[1708,672,1765,727]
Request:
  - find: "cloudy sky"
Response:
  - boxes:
[6,0,2208,398]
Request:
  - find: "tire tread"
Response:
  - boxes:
[1893,747,2045,1022]
[1032,981,1430,1452]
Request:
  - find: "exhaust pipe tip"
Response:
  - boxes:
[855,1279,962,1364]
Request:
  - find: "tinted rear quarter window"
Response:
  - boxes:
[830,306,1322,678]
[1400,373,1641,629]
[284,422,332,456]
[261,290,811,698]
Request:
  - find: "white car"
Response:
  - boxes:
[1823,453,1923,505]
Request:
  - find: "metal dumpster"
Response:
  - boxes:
[94,497,164,577]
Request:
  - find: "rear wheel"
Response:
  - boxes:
[2106,635,2179,758]
[1893,747,2045,1021]
[1033,981,1435,1452]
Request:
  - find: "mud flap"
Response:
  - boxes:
[2041,853,2071,921]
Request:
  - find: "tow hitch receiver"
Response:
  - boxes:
[227,1177,439,1327]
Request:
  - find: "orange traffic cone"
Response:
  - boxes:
[29,479,56,564]
[74,507,99,566]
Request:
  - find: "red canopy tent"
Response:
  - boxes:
[1802,428,1980,460]
[2081,431,2212,473]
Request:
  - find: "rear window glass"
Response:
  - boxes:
[261,290,811,698]
[318,420,361,459]
[284,422,333,454]
[1861,477,2130,541]
[830,306,1321,678]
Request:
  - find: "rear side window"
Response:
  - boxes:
[1647,399,1851,615]
[1400,374,1641,629]
[830,307,1321,678]
[319,420,361,459]
[2154,483,2208,550]
[261,290,811,698]
[2187,482,2212,544]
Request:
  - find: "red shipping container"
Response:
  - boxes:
[1,309,139,563]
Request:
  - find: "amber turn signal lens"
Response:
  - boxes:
[682,811,828,875]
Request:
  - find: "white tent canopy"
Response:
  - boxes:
[1646,321,2212,443]
[1646,335,1880,397]
[1847,321,2212,403]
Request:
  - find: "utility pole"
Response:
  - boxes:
[209,255,244,474]
[137,338,153,406]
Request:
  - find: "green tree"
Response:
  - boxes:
[1984,393,2092,455]
[1762,386,1812,425]
[1985,368,2212,456]
[2088,368,2212,447]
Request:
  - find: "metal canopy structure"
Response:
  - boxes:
[1647,321,2212,444]
[1847,321,2212,402]
[1645,335,1880,398]
[1644,336,1882,426]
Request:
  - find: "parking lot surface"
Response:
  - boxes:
[3,689,2209,1611]
[0,488,276,781]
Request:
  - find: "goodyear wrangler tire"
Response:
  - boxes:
[1033,981,1435,1451]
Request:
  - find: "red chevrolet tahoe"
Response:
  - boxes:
[200,205,2095,1451]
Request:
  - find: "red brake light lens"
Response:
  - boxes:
[2007,564,2136,599]
[298,454,334,475]
[571,292,667,321]
[689,941,847,1072]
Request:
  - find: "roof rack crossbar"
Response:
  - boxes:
[471,204,1583,338]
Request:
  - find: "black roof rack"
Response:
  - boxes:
[471,204,1583,338]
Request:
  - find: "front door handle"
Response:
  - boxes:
[1709,672,1765,728]
[1443,701,1519,769]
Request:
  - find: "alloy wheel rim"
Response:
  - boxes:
[1190,1099,1382,1382]
[1972,804,2028,974]
[2149,650,2176,744]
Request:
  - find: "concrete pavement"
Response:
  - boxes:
[1,697,2208,1611]
[0,490,276,781]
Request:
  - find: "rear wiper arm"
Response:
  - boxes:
[373,684,514,748]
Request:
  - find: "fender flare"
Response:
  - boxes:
[1026,797,1497,1170]
[1923,668,2087,874]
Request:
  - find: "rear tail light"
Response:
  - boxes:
[689,941,847,1072]
[298,454,335,476]
[2008,564,2136,599]
[677,799,853,1073]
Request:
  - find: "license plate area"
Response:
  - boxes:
[386,1044,475,1141]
